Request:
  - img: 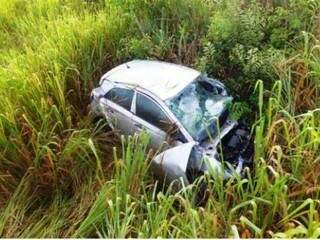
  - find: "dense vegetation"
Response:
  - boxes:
[0,0,320,237]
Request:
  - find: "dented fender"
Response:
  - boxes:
[151,141,197,185]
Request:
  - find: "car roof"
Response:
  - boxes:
[101,60,201,100]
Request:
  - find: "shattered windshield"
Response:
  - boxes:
[165,76,232,142]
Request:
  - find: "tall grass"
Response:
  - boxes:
[0,0,319,238]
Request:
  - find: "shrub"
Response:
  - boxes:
[196,0,320,114]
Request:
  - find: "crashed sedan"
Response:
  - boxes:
[90,60,253,186]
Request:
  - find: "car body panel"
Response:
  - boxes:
[131,114,168,149]
[100,98,134,134]
[151,141,196,185]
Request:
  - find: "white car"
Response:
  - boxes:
[90,60,253,186]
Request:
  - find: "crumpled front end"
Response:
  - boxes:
[195,120,253,180]
[151,120,253,187]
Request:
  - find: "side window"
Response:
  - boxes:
[136,93,171,131]
[105,87,133,111]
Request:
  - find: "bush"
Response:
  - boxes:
[196,0,320,111]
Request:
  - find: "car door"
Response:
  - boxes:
[100,86,135,135]
[131,92,172,149]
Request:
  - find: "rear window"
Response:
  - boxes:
[105,87,133,111]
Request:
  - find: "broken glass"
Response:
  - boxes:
[165,76,233,141]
